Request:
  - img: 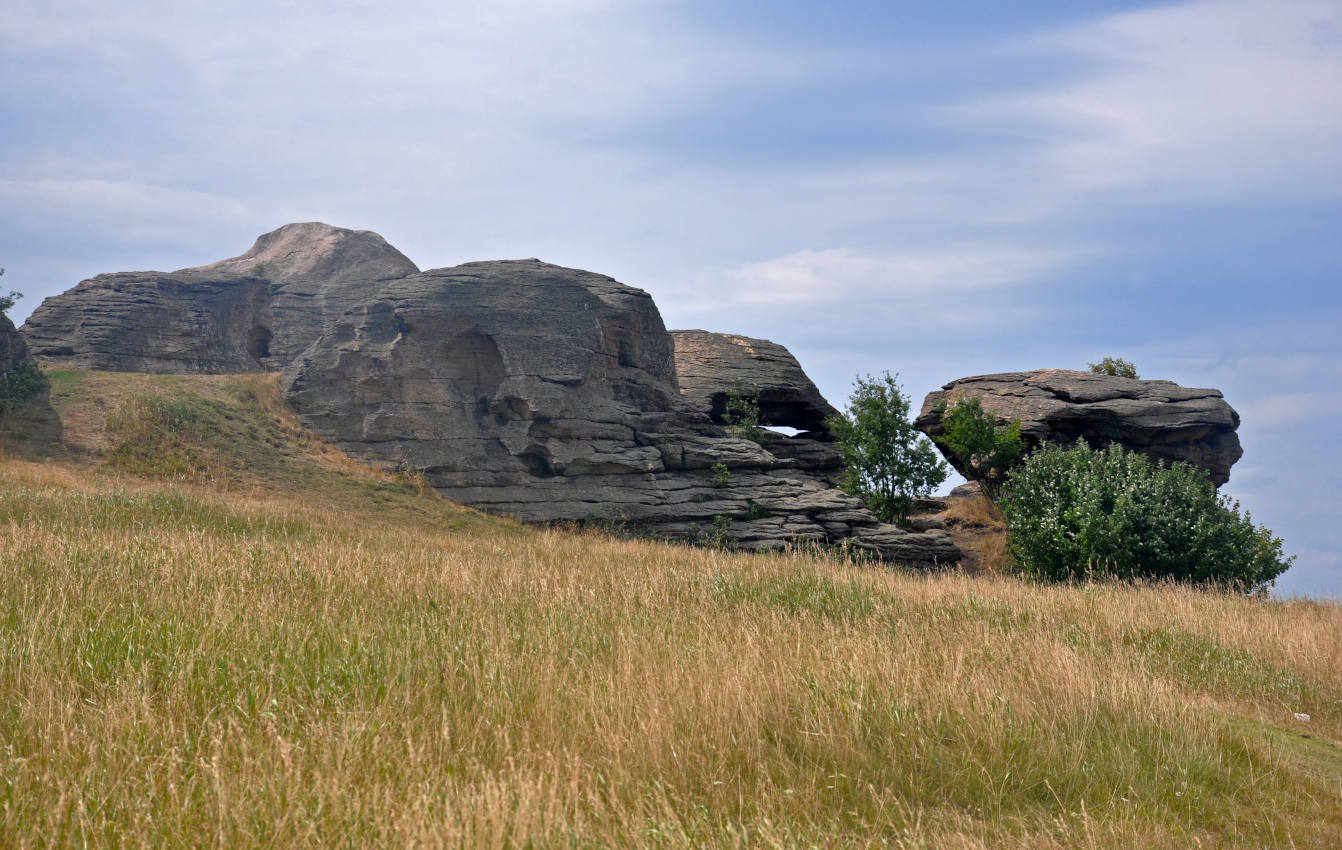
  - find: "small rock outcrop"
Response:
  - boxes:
[283,259,958,565]
[22,223,418,372]
[670,330,840,433]
[1,313,29,373]
[915,370,1243,486]
[670,329,844,481]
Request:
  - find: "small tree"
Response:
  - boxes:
[1000,440,1292,591]
[1088,357,1138,379]
[722,382,764,443]
[829,372,947,525]
[0,268,20,317]
[933,397,1024,499]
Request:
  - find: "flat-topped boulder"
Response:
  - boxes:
[283,259,958,565]
[915,369,1243,486]
[22,222,417,372]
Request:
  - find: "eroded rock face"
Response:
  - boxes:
[283,260,959,566]
[915,370,1243,486]
[22,222,417,372]
[671,330,845,482]
[20,271,273,374]
[195,221,419,363]
[670,330,840,433]
[1,313,29,373]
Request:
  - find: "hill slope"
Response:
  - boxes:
[1,372,1339,847]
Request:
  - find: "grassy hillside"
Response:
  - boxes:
[1,372,1339,848]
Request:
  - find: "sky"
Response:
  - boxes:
[2,0,1339,595]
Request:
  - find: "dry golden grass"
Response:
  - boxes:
[1,372,1340,848]
[940,496,1015,575]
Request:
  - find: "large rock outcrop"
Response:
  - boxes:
[22,223,417,372]
[915,370,1243,486]
[283,259,959,565]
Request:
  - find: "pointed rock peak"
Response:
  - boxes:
[191,221,419,284]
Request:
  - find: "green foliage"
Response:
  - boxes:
[744,500,769,520]
[829,372,946,524]
[721,382,764,443]
[710,462,730,488]
[0,290,19,317]
[933,397,1024,499]
[0,362,49,415]
[1000,440,1293,590]
[106,394,214,478]
[1089,356,1139,379]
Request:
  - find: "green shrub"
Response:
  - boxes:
[829,372,946,524]
[710,462,730,488]
[1000,440,1292,590]
[1088,357,1139,378]
[0,361,49,415]
[933,397,1024,499]
[722,383,764,443]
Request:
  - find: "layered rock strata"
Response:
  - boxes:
[915,370,1243,486]
[282,260,959,565]
[22,223,417,372]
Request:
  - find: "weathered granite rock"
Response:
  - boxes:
[915,369,1243,486]
[22,222,417,372]
[20,270,273,374]
[1,313,29,373]
[283,259,959,566]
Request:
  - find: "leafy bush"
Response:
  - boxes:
[722,382,764,443]
[1088,357,1139,379]
[829,372,946,524]
[933,397,1024,499]
[0,290,19,316]
[1000,440,1292,590]
[710,462,730,488]
[0,361,49,415]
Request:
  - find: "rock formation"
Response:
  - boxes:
[22,223,417,372]
[17,222,961,565]
[670,329,845,482]
[915,370,1243,486]
[282,259,959,565]
[20,271,273,374]
[193,221,419,363]
[1,313,29,373]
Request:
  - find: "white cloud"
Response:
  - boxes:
[708,244,1081,308]
[953,0,1342,202]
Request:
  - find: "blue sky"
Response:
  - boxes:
[2,0,1339,594]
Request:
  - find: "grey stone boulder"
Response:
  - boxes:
[915,369,1243,486]
[283,259,959,567]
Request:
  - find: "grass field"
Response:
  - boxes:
[1,372,1339,847]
